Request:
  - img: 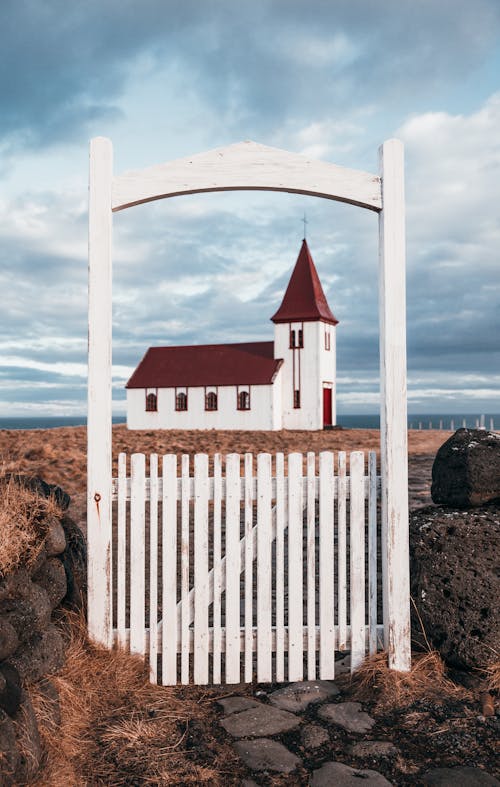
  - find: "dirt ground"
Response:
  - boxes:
[0,425,449,532]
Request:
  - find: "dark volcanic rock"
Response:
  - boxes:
[0,582,52,645]
[0,709,19,785]
[43,519,67,556]
[12,689,41,782]
[0,664,22,717]
[0,619,19,661]
[7,624,65,682]
[410,504,500,668]
[422,766,500,785]
[60,514,87,610]
[32,557,67,609]
[431,429,500,507]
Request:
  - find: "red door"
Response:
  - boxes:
[323,387,332,427]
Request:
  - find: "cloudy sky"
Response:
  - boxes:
[1,0,499,418]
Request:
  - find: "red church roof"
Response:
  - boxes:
[271,239,338,325]
[126,341,283,389]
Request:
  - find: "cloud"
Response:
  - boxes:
[2,0,500,158]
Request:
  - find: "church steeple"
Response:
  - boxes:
[271,239,338,326]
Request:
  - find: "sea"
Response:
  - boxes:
[0,414,498,430]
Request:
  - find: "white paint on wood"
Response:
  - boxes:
[112,140,381,213]
[116,623,387,654]
[149,454,159,683]
[319,451,335,679]
[244,453,254,683]
[212,454,222,684]
[337,451,347,652]
[378,138,411,671]
[225,454,241,683]
[275,453,285,682]
[368,451,378,656]
[257,453,272,682]
[194,454,209,684]
[288,452,304,681]
[350,452,365,671]
[87,136,113,648]
[116,453,127,648]
[306,452,316,680]
[162,454,177,685]
[180,455,190,683]
[130,453,145,655]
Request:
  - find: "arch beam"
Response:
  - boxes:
[112,140,381,212]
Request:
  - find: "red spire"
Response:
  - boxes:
[271,239,339,325]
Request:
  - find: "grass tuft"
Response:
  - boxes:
[484,659,500,694]
[0,475,61,577]
[351,650,471,711]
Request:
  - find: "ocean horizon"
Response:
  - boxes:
[0,413,498,431]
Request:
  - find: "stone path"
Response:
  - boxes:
[217,680,500,785]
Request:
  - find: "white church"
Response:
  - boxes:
[126,239,338,431]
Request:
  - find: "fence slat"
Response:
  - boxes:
[225,454,241,684]
[368,451,378,656]
[212,454,222,684]
[194,454,209,684]
[306,452,316,680]
[149,454,158,683]
[275,453,285,683]
[337,451,347,651]
[244,453,254,683]
[350,452,366,671]
[162,454,178,685]
[319,451,335,679]
[257,453,272,682]
[117,453,127,648]
[130,453,145,655]
[288,453,304,681]
[180,455,190,684]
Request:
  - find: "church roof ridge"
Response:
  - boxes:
[271,239,338,326]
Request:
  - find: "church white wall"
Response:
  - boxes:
[126,382,279,431]
[274,320,336,430]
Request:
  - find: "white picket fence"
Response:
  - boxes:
[111,450,382,686]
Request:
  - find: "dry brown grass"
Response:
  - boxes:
[29,612,241,786]
[0,475,61,577]
[351,650,471,711]
[483,660,500,693]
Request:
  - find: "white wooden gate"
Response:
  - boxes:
[112,450,380,685]
[88,139,411,671]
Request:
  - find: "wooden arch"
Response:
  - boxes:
[88,137,410,670]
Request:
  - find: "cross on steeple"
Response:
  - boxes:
[302,213,308,239]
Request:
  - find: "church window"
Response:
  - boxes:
[205,391,218,411]
[145,392,157,412]
[237,390,250,410]
[293,390,301,409]
[325,330,331,351]
[289,327,303,348]
[176,391,188,411]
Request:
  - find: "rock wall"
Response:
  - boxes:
[0,477,86,785]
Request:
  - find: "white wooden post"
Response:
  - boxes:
[378,139,411,670]
[87,136,113,648]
